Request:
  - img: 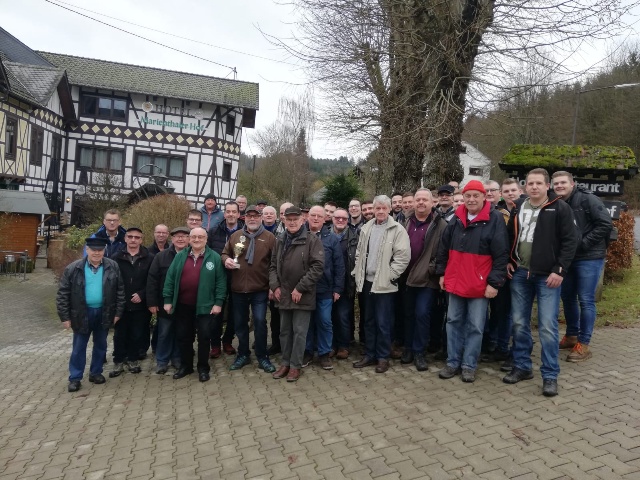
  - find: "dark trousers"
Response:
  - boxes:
[211,296,235,347]
[113,310,151,363]
[363,281,394,360]
[357,292,367,344]
[332,293,353,350]
[404,286,437,353]
[392,279,407,345]
[491,279,512,353]
[174,303,215,373]
[269,300,281,347]
[430,291,448,352]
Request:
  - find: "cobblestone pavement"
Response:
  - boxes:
[1,266,639,479]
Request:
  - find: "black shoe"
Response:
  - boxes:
[301,351,313,368]
[439,365,461,379]
[426,344,440,354]
[138,352,148,360]
[461,368,476,383]
[500,357,514,372]
[199,372,210,382]
[156,366,168,375]
[434,350,448,361]
[414,354,428,372]
[400,349,414,364]
[492,350,510,362]
[353,356,376,368]
[68,380,81,392]
[89,374,106,384]
[128,360,142,374]
[543,379,558,397]
[173,368,194,379]
[503,368,534,384]
[267,344,282,356]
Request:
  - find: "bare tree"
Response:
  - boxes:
[268,0,639,190]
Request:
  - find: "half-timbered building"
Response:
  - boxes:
[0,26,258,225]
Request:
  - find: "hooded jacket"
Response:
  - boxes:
[562,186,612,261]
[199,204,224,232]
[353,215,411,294]
[436,201,509,298]
[507,193,579,277]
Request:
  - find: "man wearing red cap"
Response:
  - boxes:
[435,180,509,383]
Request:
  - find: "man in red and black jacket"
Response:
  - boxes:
[435,180,509,384]
[503,168,578,398]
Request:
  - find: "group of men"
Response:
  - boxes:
[57,168,612,397]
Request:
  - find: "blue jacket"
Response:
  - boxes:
[199,205,224,232]
[85,225,126,258]
[313,227,345,299]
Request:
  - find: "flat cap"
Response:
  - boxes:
[85,237,108,249]
[437,184,455,194]
[170,226,190,235]
[284,206,302,216]
[245,205,261,214]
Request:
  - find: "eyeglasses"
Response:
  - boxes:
[172,235,188,239]
[126,235,142,239]
[333,217,348,221]
[246,214,261,219]
[486,188,499,193]
[188,218,201,222]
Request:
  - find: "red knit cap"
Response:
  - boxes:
[462,180,486,194]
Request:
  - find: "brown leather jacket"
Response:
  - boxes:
[269,227,324,310]
[221,229,276,293]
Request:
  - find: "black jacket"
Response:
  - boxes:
[148,240,171,255]
[56,257,125,333]
[333,225,359,297]
[146,244,179,310]
[207,220,244,254]
[563,186,612,261]
[507,193,578,277]
[113,246,154,311]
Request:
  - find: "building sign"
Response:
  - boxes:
[141,117,206,133]
[140,102,207,132]
[602,200,626,220]
[574,178,624,196]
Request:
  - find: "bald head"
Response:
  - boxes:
[279,202,294,218]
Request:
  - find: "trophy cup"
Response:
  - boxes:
[233,236,246,268]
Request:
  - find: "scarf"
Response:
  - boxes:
[242,224,265,265]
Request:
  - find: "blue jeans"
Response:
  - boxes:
[332,294,352,350]
[446,294,488,370]
[306,297,334,356]
[69,307,108,381]
[511,268,561,380]
[232,291,269,359]
[155,315,181,368]
[561,258,605,345]
[363,281,394,360]
[404,286,437,354]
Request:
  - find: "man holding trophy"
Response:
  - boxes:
[221,205,278,373]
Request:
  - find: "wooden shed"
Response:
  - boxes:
[0,190,50,260]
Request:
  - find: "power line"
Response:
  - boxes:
[45,0,237,77]
[48,0,298,67]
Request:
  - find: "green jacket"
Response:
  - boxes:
[162,246,227,315]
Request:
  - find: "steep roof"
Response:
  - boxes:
[2,61,66,107]
[0,26,52,67]
[38,51,260,110]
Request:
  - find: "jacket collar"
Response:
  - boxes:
[455,200,491,227]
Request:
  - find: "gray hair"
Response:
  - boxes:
[414,188,432,198]
[373,194,391,209]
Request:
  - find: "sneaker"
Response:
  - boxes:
[336,348,349,360]
[128,360,141,374]
[439,365,461,379]
[109,363,124,378]
[302,351,314,368]
[559,335,578,350]
[414,353,428,372]
[543,379,558,397]
[68,380,81,392]
[461,368,476,383]
[503,368,534,384]
[319,354,333,370]
[209,346,221,359]
[223,343,236,355]
[500,357,514,372]
[229,355,251,371]
[258,358,276,373]
[88,374,106,384]
[566,342,592,362]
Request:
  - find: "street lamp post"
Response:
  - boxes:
[571,82,640,146]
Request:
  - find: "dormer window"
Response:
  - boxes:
[81,94,127,120]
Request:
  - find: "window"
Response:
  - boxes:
[135,152,185,180]
[222,162,232,182]
[5,117,17,159]
[226,115,235,137]
[78,146,124,172]
[469,166,485,176]
[81,94,127,119]
[30,127,44,166]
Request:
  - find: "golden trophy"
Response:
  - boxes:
[233,236,246,268]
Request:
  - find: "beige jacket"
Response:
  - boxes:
[353,216,410,293]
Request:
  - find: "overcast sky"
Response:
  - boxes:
[3,0,640,160]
